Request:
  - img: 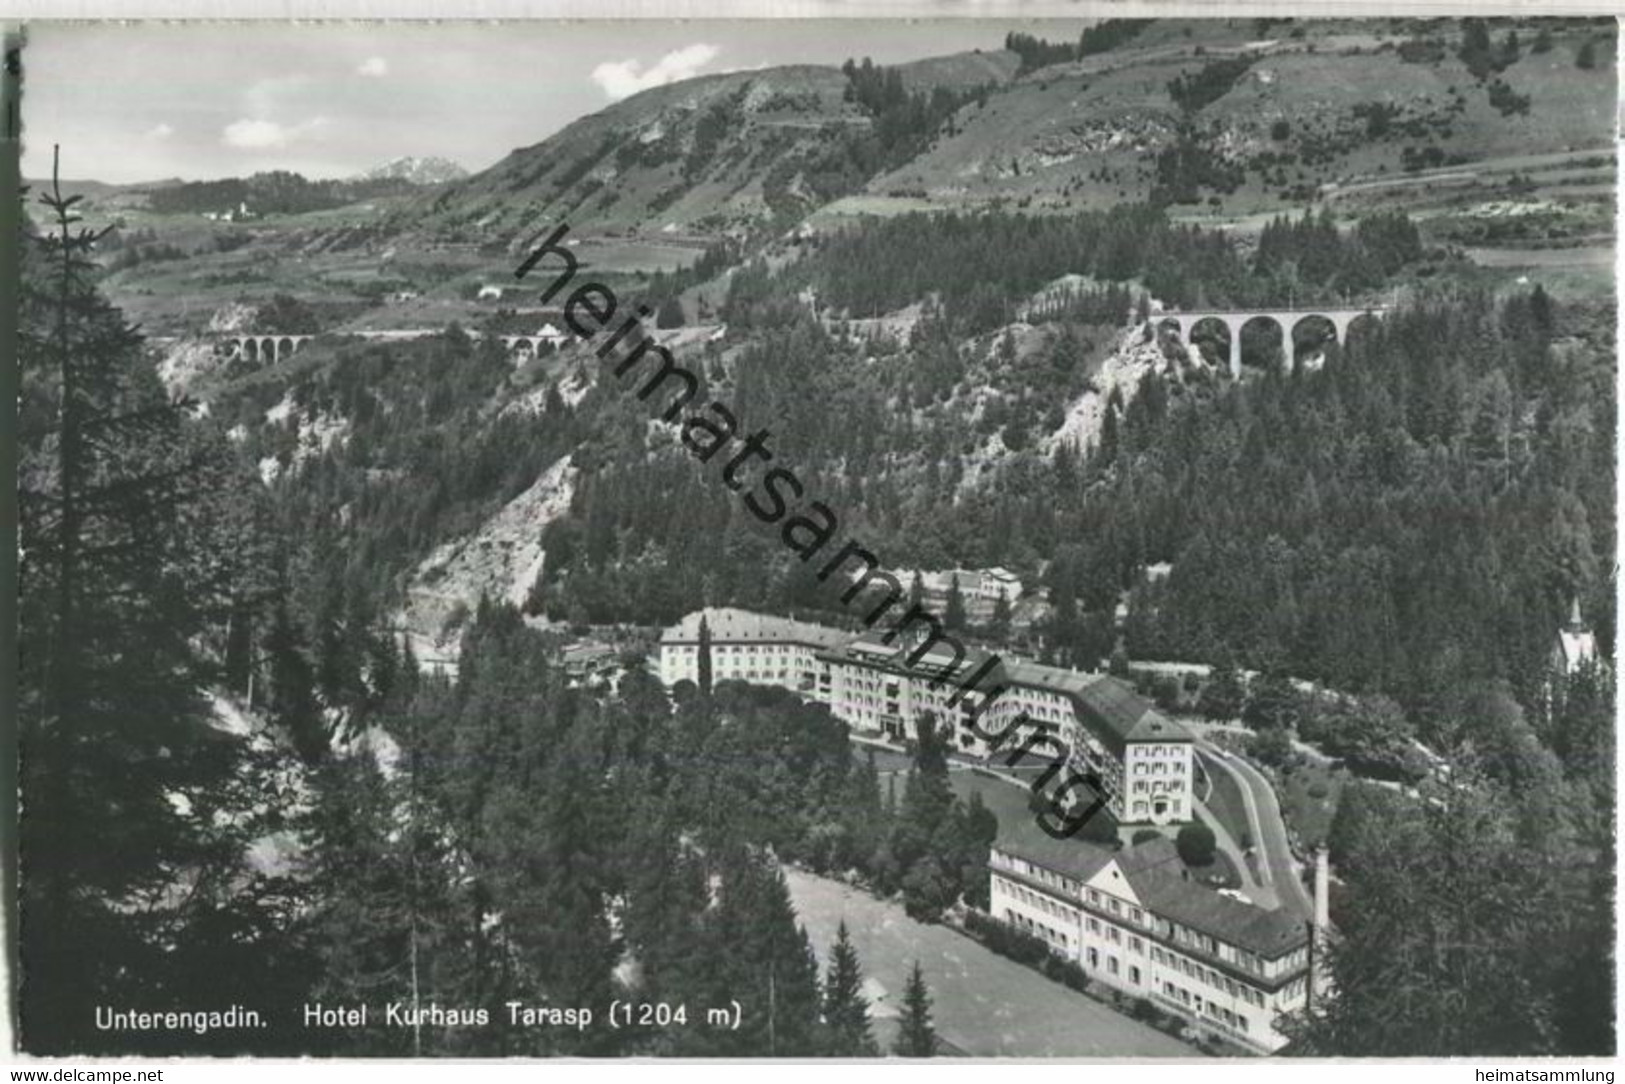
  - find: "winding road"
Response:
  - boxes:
[1196,742,1313,921]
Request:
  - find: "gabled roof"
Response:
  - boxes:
[998,837,1308,960]
[822,629,1000,688]
[999,665,1191,754]
[1115,839,1308,960]
[996,834,1117,885]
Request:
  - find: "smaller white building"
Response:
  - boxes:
[1551,598,1599,675]
[875,567,1025,622]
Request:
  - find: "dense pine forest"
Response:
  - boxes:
[18,121,1616,1057]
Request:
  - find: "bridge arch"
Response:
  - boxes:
[1342,310,1384,351]
[1187,315,1235,374]
[1238,314,1290,374]
[1291,314,1338,371]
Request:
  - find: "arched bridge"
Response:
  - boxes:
[501,334,569,359]
[1152,306,1390,377]
[217,334,316,364]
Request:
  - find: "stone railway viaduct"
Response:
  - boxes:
[213,329,567,362]
[1153,306,1390,377]
[215,306,1391,375]
[216,334,316,364]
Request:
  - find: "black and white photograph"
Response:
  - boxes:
[8,5,1620,1062]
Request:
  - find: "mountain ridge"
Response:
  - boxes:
[358,155,471,185]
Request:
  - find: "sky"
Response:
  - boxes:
[20,19,1091,184]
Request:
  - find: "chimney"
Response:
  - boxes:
[1313,846,1330,931]
[1309,846,1332,1004]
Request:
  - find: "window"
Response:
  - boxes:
[1130,966,1141,985]
[1108,956,1119,976]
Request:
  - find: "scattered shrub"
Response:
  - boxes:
[1176,822,1217,867]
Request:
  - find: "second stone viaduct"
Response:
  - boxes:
[216,334,316,364]
[1152,307,1390,377]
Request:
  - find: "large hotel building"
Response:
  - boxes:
[658,607,1193,826]
[657,607,1318,1052]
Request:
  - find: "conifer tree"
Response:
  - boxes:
[1199,652,1247,720]
[945,574,967,631]
[989,589,1012,640]
[822,921,879,1056]
[711,847,823,1055]
[264,598,326,765]
[892,961,937,1056]
[487,717,621,1054]
[297,752,447,1055]
[18,151,264,1053]
[697,613,714,696]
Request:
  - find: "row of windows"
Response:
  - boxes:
[1160,981,1251,1034]
[996,864,1084,903]
[1003,883,1270,1019]
[710,663,796,681]
[1151,946,1266,1007]
[1132,744,1188,759]
[995,871,1282,1000]
[995,873,1149,934]
[1131,760,1187,776]
[671,643,816,655]
[1083,946,1135,985]
[1004,909,1071,949]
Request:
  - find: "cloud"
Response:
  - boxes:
[147,123,175,139]
[591,43,720,101]
[222,116,325,150]
[357,56,388,77]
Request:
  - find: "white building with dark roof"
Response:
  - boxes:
[881,567,1025,621]
[658,607,850,697]
[1551,597,1599,675]
[990,835,1313,1052]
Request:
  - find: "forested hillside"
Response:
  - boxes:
[22,13,1617,1060]
[20,189,978,1054]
